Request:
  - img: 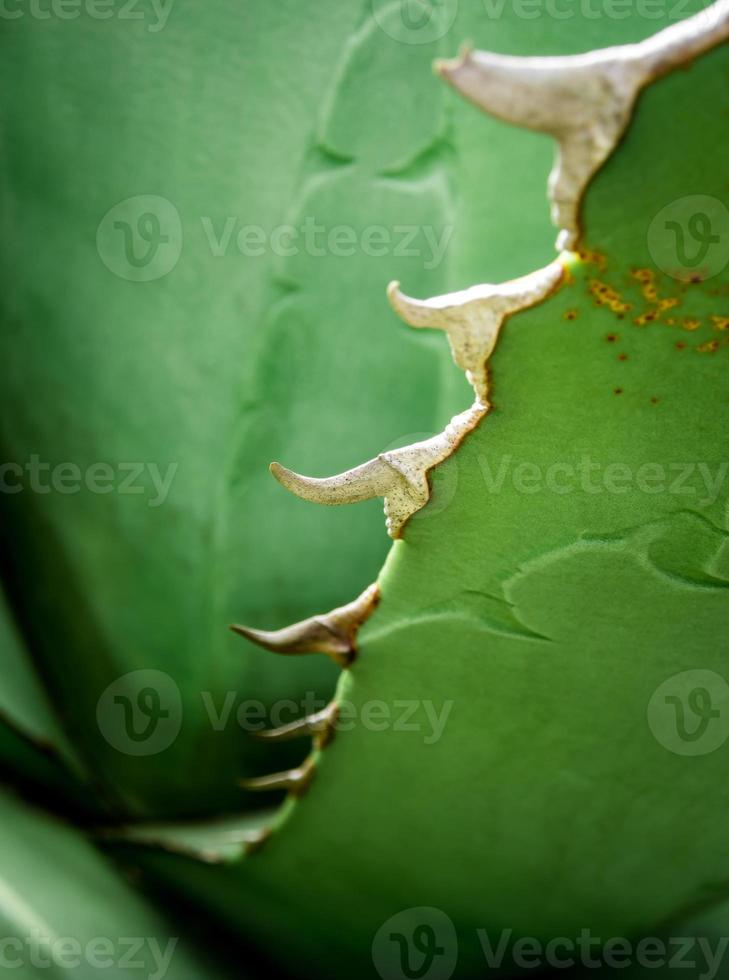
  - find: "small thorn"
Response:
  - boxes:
[269,400,486,537]
[231,621,350,667]
[433,41,473,78]
[240,754,317,797]
[255,702,339,747]
[231,583,379,665]
[388,262,562,400]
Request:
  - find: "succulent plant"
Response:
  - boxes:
[1,1,728,978]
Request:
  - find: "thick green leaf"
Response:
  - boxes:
[126,20,729,979]
[0,784,240,979]
[0,0,459,815]
[0,584,94,809]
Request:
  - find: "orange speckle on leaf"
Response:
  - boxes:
[631,268,654,284]
[589,279,632,316]
[682,318,701,331]
[657,297,679,313]
[578,249,607,270]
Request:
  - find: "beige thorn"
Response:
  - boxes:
[270,402,486,538]
[231,583,379,667]
[435,1,729,249]
[388,260,563,399]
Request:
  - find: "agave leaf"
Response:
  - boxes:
[102,805,284,864]
[0,785,242,979]
[0,1,462,815]
[1,0,712,818]
[126,13,729,979]
[0,585,78,764]
[0,584,95,809]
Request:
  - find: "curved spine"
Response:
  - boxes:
[435,1,729,249]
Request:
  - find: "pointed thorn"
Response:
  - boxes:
[388,262,563,400]
[240,755,317,797]
[255,702,339,746]
[436,3,729,248]
[231,583,379,665]
[268,404,487,538]
[231,621,350,667]
[269,456,396,506]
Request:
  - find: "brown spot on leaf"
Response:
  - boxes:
[697,339,720,353]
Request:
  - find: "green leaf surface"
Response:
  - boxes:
[126,19,729,979]
[0,0,458,816]
[0,0,712,817]
[0,584,93,809]
[0,784,239,979]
